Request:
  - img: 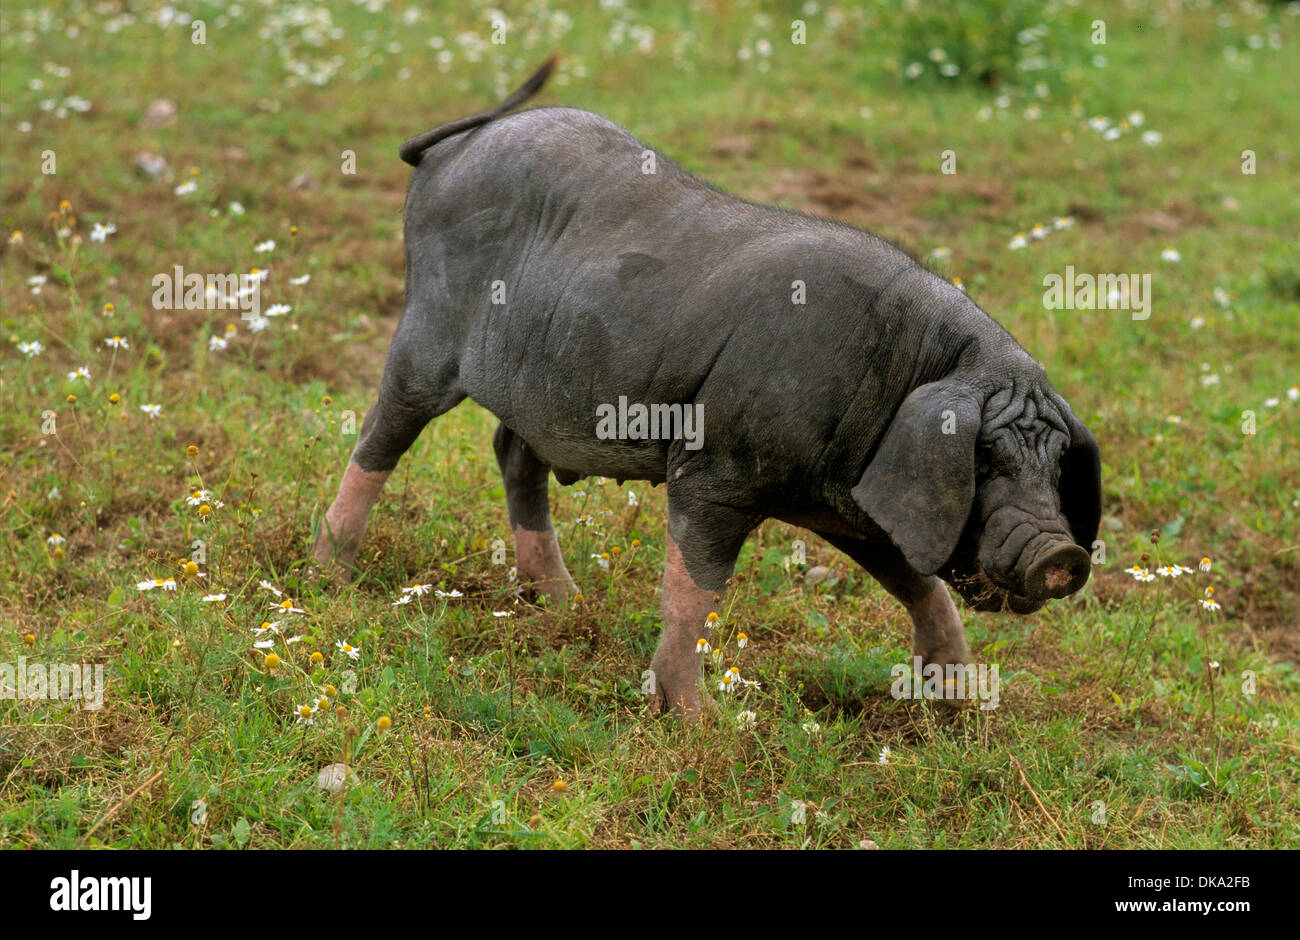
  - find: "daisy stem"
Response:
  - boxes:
[1198,609,1219,768]
[290,434,320,530]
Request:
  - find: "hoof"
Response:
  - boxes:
[311,530,358,584]
[519,575,578,605]
[644,661,707,723]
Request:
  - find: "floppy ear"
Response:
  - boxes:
[851,381,982,576]
[1056,399,1102,549]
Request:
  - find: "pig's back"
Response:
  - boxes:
[401,107,927,488]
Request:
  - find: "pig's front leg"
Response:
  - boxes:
[818,532,969,669]
[492,424,577,601]
[647,494,753,721]
[904,579,969,667]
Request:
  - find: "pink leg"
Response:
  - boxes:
[646,534,721,721]
[907,580,970,667]
[313,460,391,579]
[513,525,578,600]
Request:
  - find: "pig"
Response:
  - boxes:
[313,57,1102,720]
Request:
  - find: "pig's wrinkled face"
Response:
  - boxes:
[852,374,1101,613]
[941,386,1093,613]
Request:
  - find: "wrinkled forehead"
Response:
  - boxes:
[978,384,1068,458]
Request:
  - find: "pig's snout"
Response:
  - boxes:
[970,503,1090,608]
[1025,542,1091,601]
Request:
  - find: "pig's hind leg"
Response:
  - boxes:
[492,424,578,602]
[312,325,463,580]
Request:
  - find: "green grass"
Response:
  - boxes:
[2,0,1298,849]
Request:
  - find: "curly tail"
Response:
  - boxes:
[398,54,559,167]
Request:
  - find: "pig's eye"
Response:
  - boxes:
[989,443,1021,476]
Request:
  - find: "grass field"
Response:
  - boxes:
[2,0,1298,849]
